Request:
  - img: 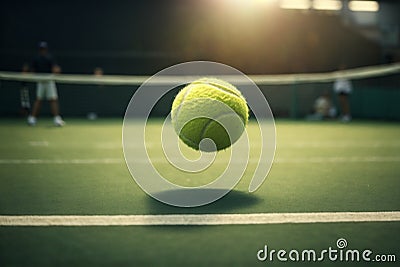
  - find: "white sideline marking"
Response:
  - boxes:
[282,141,400,148]
[0,159,123,164]
[28,141,49,147]
[95,141,400,149]
[0,156,400,164]
[276,156,400,163]
[0,212,399,226]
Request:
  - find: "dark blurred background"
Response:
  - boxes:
[0,0,399,119]
[1,0,399,74]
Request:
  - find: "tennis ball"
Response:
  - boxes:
[171,77,248,152]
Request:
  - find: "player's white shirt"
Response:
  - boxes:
[333,78,353,94]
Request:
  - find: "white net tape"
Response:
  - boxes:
[0,62,399,86]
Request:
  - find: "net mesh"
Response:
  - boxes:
[0,63,399,119]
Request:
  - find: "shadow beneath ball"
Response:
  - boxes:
[146,188,262,214]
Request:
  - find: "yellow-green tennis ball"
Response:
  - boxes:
[171,77,249,152]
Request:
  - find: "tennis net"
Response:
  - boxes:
[0,63,399,119]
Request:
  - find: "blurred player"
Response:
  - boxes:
[314,92,336,118]
[307,92,336,121]
[333,64,352,122]
[20,63,31,116]
[94,67,103,77]
[27,41,65,126]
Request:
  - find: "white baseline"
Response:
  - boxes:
[1,212,399,226]
[0,156,400,164]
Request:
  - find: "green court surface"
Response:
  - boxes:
[0,118,399,266]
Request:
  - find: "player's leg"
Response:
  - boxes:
[47,81,65,126]
[20,85,31,116]
[49,100,59,116]
[50,100,64,126]
[27,82,44,125]
[31,100,42,117]
[338,94,351,122]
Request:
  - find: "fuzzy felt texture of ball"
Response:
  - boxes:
[171,77,248,152]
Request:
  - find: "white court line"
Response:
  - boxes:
[281,142,400,148]
[0,156,400,164]
[275,156,400,163]
[0,212,399,226]
[28,141,49,147]
[0,159,123,164]
[29,140,400,150]
[95,142,400,149]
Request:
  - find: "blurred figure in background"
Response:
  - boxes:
[333,64,352,122]
[314,91,336,118]
[20,63,31,116]
[86,67,105,120]
[27,41,65,126]
[307,91,336,120]
[94,67,103,77]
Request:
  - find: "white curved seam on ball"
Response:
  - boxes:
[175,83,246,122]
[199,112,246,146]
[192,80,242,98]
[178,132,200,148]
[174,82,247,150]
[172,85,194,124]
[204,84,245,101]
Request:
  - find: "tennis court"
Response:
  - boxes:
[0,118,399,266]
[2,1,400,266]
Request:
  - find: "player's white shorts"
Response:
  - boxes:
[333,78,352,95]
[36,81,58,100]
